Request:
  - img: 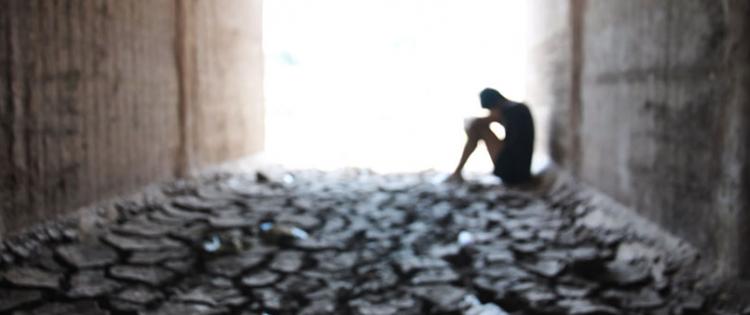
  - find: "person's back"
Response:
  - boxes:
[494,101,534,184]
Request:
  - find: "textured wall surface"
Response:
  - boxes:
[528,0,750,278]
[526,1,574,170]
[186,0,265,169]
[0,0,264,237]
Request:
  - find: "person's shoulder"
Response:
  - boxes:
[506,101,529,112]
[516,101,530,109]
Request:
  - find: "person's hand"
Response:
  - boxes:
[444,172,464,184]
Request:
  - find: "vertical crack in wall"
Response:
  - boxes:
[734,0,750,279]
[569,0,586,176]
[0,0,13,235]
[174,0,192,177]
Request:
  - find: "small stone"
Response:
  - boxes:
[603,261,651,286]
[509,281,537,293]
[351,302,399,315]
[411,285,467,312]
[241,270,280,287]
[62,228,79,241]
[46,227,63,241]
[68,270,123,298]
[143,302,228,315]
[128,247,191,264]
[460,295,509,315]
[103,233,182,252]
[110,265,176,286]
[6,241,31,258]
[112,220,173,237]
[209,216,255,229]
[395,256,449,273]
[108,300,145,313]
[259,222,309,246]
[537,230,557,241]
[175,285,242,307]
[170,223,210,243]
[354,264,399,295]
[206,251,266,277]
[278,214,321,230]
[473,277,513,300]
[163,258,196,274]
[253,288,287,311]
[524,259,566,278]
[555,284,592,299]
[484,249,515,264]
[601,288,664,309]
[172,195,227,212]
[569,246,601,263]
[270,250,305,273]
[428,244,461,258]
[56,243,119,268]
[33,249,66,272]
[509,229,535,241]
[314,251,357,271]
[482,265,531,282]
[3,266,62,290]
[626,289,665,309]
[679,292,705,313]
[411,268,460,285]
[14,301,108,315]
[538,249,570,261]
[557,299,620,315]
[274,275,325,294]
[300,300,337,315]
[520,288,557,309]
[294,238,340,251]
[161,205,211,221]
[511,242,544,254]
[0,288,43,311]
[113,285,164,304]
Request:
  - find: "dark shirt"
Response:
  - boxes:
[494,102,534,184]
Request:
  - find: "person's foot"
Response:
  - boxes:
[444,172,464,184]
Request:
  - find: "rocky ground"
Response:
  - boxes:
[0,169,732,315]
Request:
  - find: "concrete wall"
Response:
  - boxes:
[0,0,264,238]
[528,0,750,278]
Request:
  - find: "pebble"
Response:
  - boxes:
[67,270,123,298]
[56,243,119,268]
[110,265,176,286]
[3,266,62,290]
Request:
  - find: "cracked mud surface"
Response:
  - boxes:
[0,170,724,314]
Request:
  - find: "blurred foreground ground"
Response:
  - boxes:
[0,169,735,315]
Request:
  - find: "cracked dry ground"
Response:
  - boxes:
[0,171,714,315]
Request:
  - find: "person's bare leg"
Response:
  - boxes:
[448,117,503,182]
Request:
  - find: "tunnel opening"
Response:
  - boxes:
[262,0,550,174]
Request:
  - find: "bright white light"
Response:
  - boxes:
[264,0,529,173]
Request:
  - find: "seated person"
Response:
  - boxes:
[447,88,534,185]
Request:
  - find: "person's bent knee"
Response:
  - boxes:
[463,118,477,133]
[464,117,488,136]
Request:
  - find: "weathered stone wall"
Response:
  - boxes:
[528,0,750,278]
[0,0,264,238]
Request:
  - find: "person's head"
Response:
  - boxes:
[479,88,508,109]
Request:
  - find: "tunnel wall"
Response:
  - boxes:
[528,0,750,278]
[0,0,264,238]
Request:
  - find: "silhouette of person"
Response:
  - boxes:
[447,88,534,185]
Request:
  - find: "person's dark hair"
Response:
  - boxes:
[479,88,507,109]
